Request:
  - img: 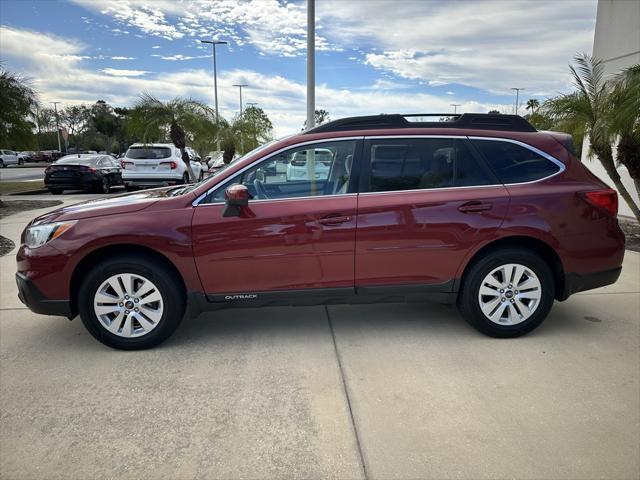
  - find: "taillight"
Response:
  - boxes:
[580,189,618,217]
[160,161,177,169]
[80,165,96,173]
[122,161,134,169]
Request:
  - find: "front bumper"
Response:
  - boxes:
[16,272,73,318]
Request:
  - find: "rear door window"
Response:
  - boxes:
[470,139,561,184]
[364,137,496,193]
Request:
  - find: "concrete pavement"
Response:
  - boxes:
[0,166,47,182]
[1,200,639,479]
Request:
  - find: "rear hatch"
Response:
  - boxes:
[123,146,174,174]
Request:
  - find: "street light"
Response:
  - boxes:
[200,39,228,149]
[306,0,315,130]
[233,84,248,152]
[450,103,461,114]
[232,84,248,118]
[51,102,62,152]
[246,102,258,108]
[511,87,525,114]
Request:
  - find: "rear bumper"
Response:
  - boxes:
[123,177,184,187]
[16,272,73,318]
[559,266,622,301]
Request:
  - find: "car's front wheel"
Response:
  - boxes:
[78,255,185,349]
[458,248,555,338]
[49,188,63,195]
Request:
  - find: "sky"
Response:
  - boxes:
[0,0,598,136]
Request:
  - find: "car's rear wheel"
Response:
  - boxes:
[78,256,185,349]
[49,188,63,195]
[182,172,190,184]
[97,177,110,194]
[458,248,555,337]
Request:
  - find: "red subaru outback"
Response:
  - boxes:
[16,114,625,349]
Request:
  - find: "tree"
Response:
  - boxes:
[609,64,640,195]
[234,106,273,153]
[90,100,121,153]
[487,109,501,114]
[544,54,640,221]
[525,98,540,113]
[127,94,216,181]
[0,65,38,150]
[61,105,90,150]
[303,109,331,129]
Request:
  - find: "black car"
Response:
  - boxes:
[44,154,123,195]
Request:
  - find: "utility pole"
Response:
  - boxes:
[450,103,461,114]
[511,87,525,114]
[51,102,62,152]
[200,39,228,150]
[306,0,315,130]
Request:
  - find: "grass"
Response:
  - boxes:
[0,180,45,195]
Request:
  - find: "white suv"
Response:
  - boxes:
[121,143,204,191]
[0,150,19,168]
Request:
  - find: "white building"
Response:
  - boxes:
[581,0,640,219]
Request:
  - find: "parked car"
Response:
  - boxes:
[0,149,19,167]
[18,151,35,162]
[285,148,333,181]
[44,154,123,194]
[16,113,625,349]
[121,143,204,191]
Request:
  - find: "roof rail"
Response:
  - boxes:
[305,113,537,134]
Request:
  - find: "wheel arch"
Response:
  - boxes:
[69,243,187,316]
[456,235,565,300]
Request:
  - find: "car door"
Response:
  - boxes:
[355,136,510,290]
[192,139,361,300]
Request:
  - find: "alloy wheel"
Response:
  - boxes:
[93,273,164,338]
[477,263,542,325]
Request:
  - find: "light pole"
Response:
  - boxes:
[51,102,62,152]
[233,84,248,152]
[306,0,315,130]
[511,87,525,114]
[450,103,461,114]
[200,39,228,149]
[232,84,248,118]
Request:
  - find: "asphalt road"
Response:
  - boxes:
[0,166,47,182]
[1,198,639,479]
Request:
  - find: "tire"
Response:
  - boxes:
[458,248,555,338]
[49,188,63,195]
[0,160,4,168]
[125,185,137,192]
[198,171,204,182]
[78,255,185,350]
[18,158,24,166]
[182,172,190,184]
[97,177,110,194]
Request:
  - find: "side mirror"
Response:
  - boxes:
[222,184,249,217]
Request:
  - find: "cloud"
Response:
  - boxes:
[319,0,597,95]
[1,25,512,137]
[111,56,136,60]
[71,0,333,56]
[153,54,210,61]
[101,68,149,77]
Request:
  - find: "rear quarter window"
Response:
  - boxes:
[471,139,561,184]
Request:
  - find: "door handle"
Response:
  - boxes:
[458,201,493,213]
[318,214,353,225]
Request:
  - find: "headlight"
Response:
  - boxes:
[24,221,77,249]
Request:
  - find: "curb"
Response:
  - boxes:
[6,189,50,196]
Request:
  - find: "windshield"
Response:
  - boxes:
[56,155,100,165]
[169,140,279,197]
[126,146,171,159]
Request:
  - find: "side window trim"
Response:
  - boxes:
[195,137,364,206]
[468,136,566,185]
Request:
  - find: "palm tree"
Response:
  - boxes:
[609,64,640,195]
[127,94,217,181]
[544,54,640,221]
[525,98,540,113]
[0,64,39,149]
